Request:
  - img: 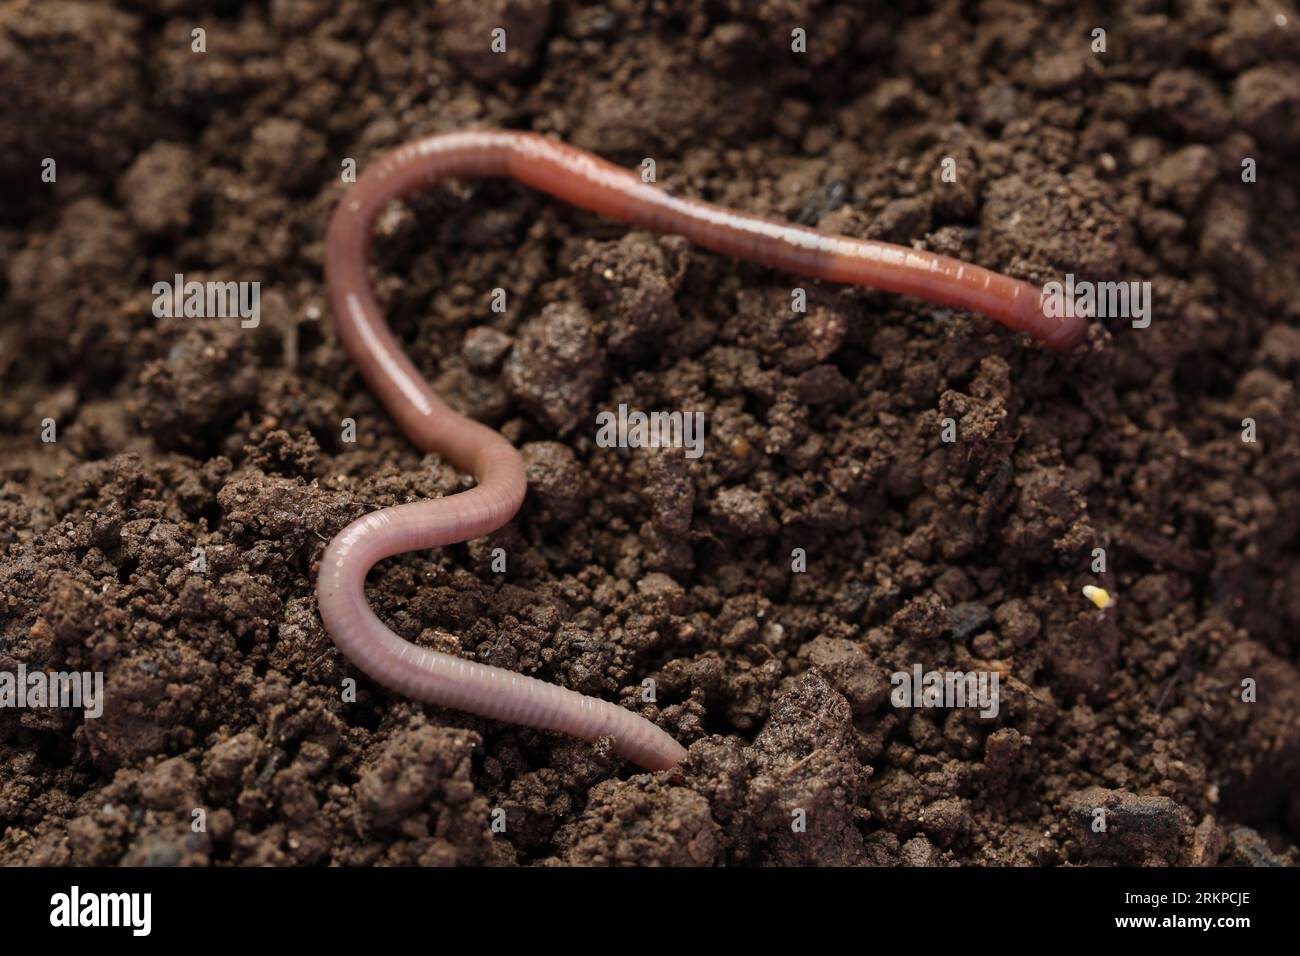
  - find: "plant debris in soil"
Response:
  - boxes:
[1,0,1298,866]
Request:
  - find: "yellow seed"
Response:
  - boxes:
[1082,585,1112,610]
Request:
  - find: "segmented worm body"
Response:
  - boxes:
[318,129,1086,772]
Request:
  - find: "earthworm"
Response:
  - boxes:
[317,129,1086,773]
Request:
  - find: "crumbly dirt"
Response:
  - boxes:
[1,0,1298,866]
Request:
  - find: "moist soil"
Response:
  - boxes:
[1,0,1299,866]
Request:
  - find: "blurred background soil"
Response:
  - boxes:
[0,0,1298,865]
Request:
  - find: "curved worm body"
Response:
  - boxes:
[318,130,1085,773]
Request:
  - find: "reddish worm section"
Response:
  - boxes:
[319,129,1086,773]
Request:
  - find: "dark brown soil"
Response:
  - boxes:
[1,0,1298,866]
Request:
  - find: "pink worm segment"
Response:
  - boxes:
[318,130,1086,773]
